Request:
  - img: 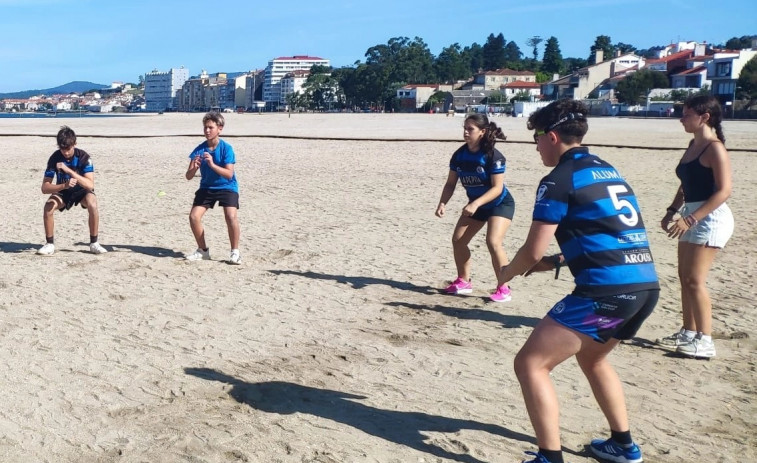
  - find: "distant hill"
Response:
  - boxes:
[0,81,109,99]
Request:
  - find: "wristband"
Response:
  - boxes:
[552,254,563,280]
[666,206,678,214]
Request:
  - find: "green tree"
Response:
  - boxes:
[615,69,670,105]
[725,35,757,50]
[504,41,523,68]
[526,36,544,62]
[463,43,484,74]
[563,57,588,72]
[435,43,469,83]
[615,42,637,55]
[589,35,614,64]
[510,90,532,102]
[542,36,563,74]
[736,55,757,107]
[482,33,507,70]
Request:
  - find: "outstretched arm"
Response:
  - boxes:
[497,220,558,287]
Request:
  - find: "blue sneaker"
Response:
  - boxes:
[521,451,551,463]
[589,438,642,463]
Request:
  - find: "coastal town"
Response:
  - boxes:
[1,38,755,118]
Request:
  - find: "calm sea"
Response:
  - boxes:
[0,112,137,119]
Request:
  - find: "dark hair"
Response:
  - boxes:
[527,99,588,144]
[684,94,725,143]
[203,111,225,127]
[464,113,506,156]
[56,125,76,149]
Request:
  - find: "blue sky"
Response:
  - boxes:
[0,0,754,93]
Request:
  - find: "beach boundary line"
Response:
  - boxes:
[3,132,756,153]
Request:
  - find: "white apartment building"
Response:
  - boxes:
[144,66,189,112]
[263,55,329,108]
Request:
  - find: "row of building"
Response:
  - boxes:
[144,56,330,112]
[402,40,757,114]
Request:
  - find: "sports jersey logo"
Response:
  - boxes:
[623,251,653,264]
[551,301,565,314]
[494,160,502,169]
[617,232,647,244]
[536,184,548,201]
[476,166,485,174]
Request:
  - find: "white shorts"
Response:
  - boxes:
[679,201,734,248]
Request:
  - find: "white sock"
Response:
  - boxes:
[682,329,697,340]
[699,334,712,343]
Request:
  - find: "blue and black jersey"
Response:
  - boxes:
[533,147,659,297]
[44,148,93,185]
[449,145,508,209]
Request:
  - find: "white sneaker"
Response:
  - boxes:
[677,334,716,358]
[228,249,242,265]
[89,242,108,254]
[36,243,55,256]
[186,248,211,261]
[656,328,693,348]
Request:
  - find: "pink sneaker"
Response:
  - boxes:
[444,277,473,295]
[489,284,512,302]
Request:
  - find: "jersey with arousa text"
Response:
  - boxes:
[449,145,508,209]
[532,147,659,297]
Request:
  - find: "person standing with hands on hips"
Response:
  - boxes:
[657,94,733,358]
[185,111,242,265]
[496,99,659,463]
[435,113,515,302]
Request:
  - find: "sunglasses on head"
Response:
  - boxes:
[533,112,584,142]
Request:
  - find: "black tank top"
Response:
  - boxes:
[675,142,716,202]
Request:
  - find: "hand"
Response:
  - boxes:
[190,156,202,169]
[202,152,214,166]
[666,216,691,239]
[56,162,71,173]
[66,178,78,189]
[435,203,445,218]
[524,257,554,276]
[462,202,478,217]
[660,212,675,232]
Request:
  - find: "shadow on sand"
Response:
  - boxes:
[269,269,440,295]
[385,301,541,329]
[185,367,535,463]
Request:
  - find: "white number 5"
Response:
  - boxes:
[607,185,639,227]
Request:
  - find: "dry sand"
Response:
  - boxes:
[0,112,754,463]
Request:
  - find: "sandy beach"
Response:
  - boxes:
[0,112,754,463]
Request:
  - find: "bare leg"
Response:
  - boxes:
[450,216,485,281]
[485,216,511,284]
[223,206,240,250]
[189,206,209,249]
[82,193,100,237]
[576,338,627,432]
[514,317,584,450]
[678,242,719,334]
[43,197,62,238]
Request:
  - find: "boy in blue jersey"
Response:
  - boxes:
[496,100,659,463]
[36,125,108,256]
[185,112,241,265]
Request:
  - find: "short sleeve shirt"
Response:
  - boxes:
[44,148,94,185]
[449,145,508,209]
[532,147,659,297]
[188,139,238,193]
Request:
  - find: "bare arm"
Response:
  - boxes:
[691,142,732,220]
[435,170,458,217]
[497,221,559,287]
